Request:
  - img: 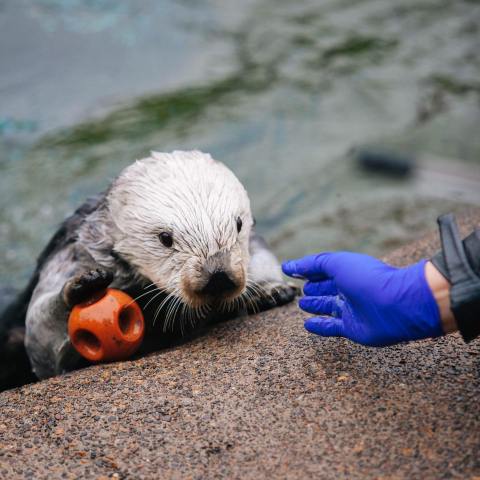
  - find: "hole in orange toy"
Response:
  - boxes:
[118,305,142,338]
[74,329,101,357]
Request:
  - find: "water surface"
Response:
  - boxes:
[1,0,480,288]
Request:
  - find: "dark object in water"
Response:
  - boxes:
[354,148,414,178]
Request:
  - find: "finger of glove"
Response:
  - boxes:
[282,253,335,280]
[299,295,343,317]
[303,280,338,297]
[304,317,344,337]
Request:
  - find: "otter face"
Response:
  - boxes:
[108,150,253,309]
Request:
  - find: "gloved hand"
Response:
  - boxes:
[282,252,444,347]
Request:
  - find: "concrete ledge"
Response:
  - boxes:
[1,210,479,479]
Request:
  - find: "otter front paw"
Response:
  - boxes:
[248,282,298,313]
[63,268,113,307]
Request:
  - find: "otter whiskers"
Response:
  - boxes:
[126,283,166,308]
[128,276,277,335]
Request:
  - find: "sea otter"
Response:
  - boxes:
[0,151,296,387]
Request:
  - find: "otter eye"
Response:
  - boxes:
[159,232,173,248]
[236,217,243,233]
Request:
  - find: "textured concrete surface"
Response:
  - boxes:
[1,209,479,479]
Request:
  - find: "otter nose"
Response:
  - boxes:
[201,271,237,296]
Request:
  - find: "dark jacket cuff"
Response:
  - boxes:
[433,215,480,342]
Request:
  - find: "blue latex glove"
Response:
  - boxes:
[282,252,443,347]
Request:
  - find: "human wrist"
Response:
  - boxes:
[425,261,457,334]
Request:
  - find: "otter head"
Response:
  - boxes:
[108,150,253,309]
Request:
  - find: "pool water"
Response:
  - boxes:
[1,0,479,288]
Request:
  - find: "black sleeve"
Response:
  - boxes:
[432,229,480,280]
[431,214,480,342]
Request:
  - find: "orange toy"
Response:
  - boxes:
[68,288,144,363]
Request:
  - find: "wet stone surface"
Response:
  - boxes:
[0,209,479,479]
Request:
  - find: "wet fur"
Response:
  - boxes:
[0,151,295,389]
[0,196,102,390]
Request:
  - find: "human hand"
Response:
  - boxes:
[282,252,444,347]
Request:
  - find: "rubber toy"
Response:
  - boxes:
[68,288,144,362]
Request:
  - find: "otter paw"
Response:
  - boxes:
[248,282,298,313]
[63,268,113,307]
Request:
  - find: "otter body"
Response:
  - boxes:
[1,151,295,386]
